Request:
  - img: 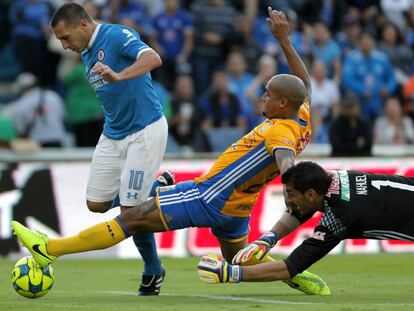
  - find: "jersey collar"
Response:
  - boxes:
[88,24,101,48]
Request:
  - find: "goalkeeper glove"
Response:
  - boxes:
[232,231,278,264]
[197,254,242,284]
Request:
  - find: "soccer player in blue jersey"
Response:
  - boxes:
[49,3,173,295]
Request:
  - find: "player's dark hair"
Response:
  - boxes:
[282,161,332,195]
[50,3,93,28]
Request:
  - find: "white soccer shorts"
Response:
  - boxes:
[86,116,168,206]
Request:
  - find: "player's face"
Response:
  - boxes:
[284,183,319,215]
[53,20,89,54]
[261,82,284,119]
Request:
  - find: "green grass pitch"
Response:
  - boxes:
[1,254,414,311]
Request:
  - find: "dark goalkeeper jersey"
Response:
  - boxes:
[284,169,414,277]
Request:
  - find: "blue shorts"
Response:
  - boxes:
[156,181,250,242]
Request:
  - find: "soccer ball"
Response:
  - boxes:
[11,256,54,298]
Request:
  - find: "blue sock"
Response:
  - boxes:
[133,232,162,275]
[149,180,163,197]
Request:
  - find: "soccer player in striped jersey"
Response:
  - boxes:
[198,161,414,286]
[12,8,329,295]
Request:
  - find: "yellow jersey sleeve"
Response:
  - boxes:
[265,122,299,156]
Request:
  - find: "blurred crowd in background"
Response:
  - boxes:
[1,0,414,156]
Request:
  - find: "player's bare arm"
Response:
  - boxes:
[267,7,311,100]
[92,49,162,83]
[241,260,291,281]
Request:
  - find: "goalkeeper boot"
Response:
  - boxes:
[138,267,166,296]
[11,221,56,267]
[283,270,330,296]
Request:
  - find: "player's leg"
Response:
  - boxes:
[217,237,248,262]
[12,181,204,266]
[120,116,168,295]
[11,198,167,267]
[213,216,250,262]
[86,134,122,213]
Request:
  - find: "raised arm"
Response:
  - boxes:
[267,7,311,100]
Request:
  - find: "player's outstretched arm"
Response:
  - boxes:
[267,7,311,99]
[198,254,291,283]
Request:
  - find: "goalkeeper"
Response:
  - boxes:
[198,161,414,287]
[12,8,329,296]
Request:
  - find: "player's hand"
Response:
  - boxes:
[266,7,290,41]
[92,61,121,83]
[232,231,278,264]
[197,254,241,284]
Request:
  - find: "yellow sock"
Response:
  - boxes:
[241,254,276,266]
[47,219,127,257]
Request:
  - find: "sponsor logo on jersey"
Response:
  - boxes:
[338,170,350,201]
[97,49,105,61]
[122,29,137,46]
[326,170,339,196]
[88,71,108,90]
[280,137,295,147]
[355,175,368,195]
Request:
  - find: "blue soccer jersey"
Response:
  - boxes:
[80,24,163,139]
[152,9,192,60]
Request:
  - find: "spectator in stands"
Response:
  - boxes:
[201,69,246,131]
[403,73,414,121]
[404,5,414,48]
[245,54,277,129]
[9,0,56,86]
[110,0,152,39]
[226,51,256,129]
[335,13,361,58]
[150,0,193,91]
[310,111,329,144]
[62,57,103,147]
[0,0,11,50]
[374,96,414,145]
[0,115,17,149]
[230,15,263,74]
[0,72,66,147]
[342,31,397,121]
[310,21,342,81]
[169,74,204,152]
[329,93,373,157]
[378,21,414,82]
[191,0,237,93]
[298,0,347,34]
[310,59,340,120]
[380,0,412,30]
[152,80,172,118]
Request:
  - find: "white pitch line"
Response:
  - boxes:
[102,291,318,305]
[102,291,414,307]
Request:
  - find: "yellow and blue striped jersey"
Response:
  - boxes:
[195,101,311,217]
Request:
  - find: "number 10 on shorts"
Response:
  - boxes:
[128,170,144,190]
